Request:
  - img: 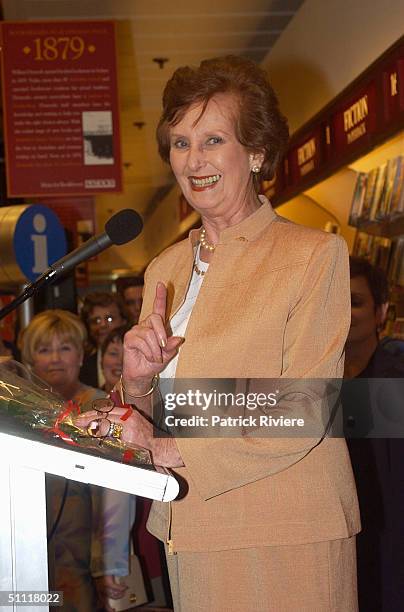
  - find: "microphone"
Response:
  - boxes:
[0,209,143,320]
[42,208,143,278]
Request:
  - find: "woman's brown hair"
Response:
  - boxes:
[157,55,289,180]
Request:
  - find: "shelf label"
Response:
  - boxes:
[287,127,324,186]
[382,57,404,126]
[332,81,377,153]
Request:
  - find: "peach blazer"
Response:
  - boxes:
[141,199,360,553]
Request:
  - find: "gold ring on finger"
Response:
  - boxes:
[107,422,123,440]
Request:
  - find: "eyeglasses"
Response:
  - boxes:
[88,315,117,326]
[85,397,119,439]
[93,397,115,415]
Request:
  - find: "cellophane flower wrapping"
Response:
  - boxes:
[0,359,151,465]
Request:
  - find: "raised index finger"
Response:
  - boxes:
[152,281,167,322]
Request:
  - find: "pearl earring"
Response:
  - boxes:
[251,165,261,173]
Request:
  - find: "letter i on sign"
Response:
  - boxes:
[31,213,49,273]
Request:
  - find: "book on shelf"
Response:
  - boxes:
[385,315,404,340]
[396,159,404,214]
[369,163,387,221]
[353,232,392,270]
[361,166,379,221]
[348,172,367,226]
[385,284,404,340]
[382,156,402,217]
[388,236,404,286]
[352,233,404,288]
[353,231,372,257]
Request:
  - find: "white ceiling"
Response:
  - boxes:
[2,0,305,216]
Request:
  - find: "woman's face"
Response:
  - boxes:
[88,303,125,348]
[169,93,260,218]
[102,338,123,390]
[31,334,82,391]
[347,275,384,344]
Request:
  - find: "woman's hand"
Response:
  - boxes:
[122,282,183,395]
[94,574,127,612]
[75,405,184,468]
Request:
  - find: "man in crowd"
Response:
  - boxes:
[118,277,144,325]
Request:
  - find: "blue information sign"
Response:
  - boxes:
[13,205,67,282]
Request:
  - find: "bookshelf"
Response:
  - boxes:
[349,148,404,339]
[271,38,404,341]
[348,155,403,228]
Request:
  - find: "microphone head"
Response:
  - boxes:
[105,209,143,245]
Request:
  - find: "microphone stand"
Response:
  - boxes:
[18,284,35,330]
[0,269,57,321]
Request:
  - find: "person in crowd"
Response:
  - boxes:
[80,292,129,388]
[344,257,404,612]
[118,277,144,325]
[91,485,136,612]
[19,310,130,611]
[20,309,101,406]
[101,325,129,393]
[93,325,140,611]
[77,55,360,611]
[344,257,399,378]
[99,324,171,609]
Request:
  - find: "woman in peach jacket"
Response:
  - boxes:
[78,56,360,612]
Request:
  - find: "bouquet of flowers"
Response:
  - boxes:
[0,359,151,465]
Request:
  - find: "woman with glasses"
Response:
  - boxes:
[80,292,129,389]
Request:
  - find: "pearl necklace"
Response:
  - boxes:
[199,227,216,252]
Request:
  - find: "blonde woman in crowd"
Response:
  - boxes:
[20,310,131,611]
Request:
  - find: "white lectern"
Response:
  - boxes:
[0,431,179,612]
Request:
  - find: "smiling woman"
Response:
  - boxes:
[76,55,360,611]
[101,324,131,393]
[168,94,259,223]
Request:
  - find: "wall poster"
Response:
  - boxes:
[0,20,122,197]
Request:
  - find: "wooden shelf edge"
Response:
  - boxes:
[355,215,404,237]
